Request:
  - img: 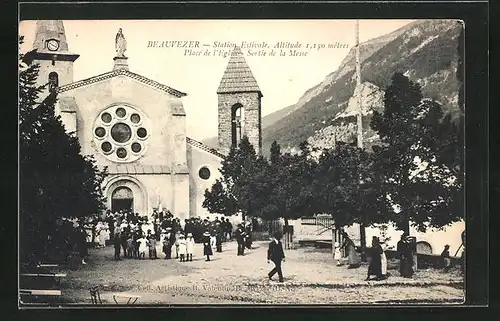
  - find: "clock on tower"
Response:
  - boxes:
[46,39,60,51]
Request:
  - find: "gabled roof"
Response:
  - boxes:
[217,46,261,94]
[56,69,187,98]
[186,137,226,159]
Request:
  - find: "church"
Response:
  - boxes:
[29,20,263,220]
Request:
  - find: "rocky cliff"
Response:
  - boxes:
[263,19,462,156]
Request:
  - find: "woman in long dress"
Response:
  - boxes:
[341,232,361,268]
[380,238,388,278]
[397,233,414,278]
[366,236,383,281]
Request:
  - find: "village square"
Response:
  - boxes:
[19,19,465,305]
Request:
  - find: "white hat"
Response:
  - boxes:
[187,233,193,237]
[334,242,340,247]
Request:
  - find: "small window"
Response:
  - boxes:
[199,166,211,180]
[131,142,142,153]
[48,72,59,91]
[116,107,126,118]
[116,147,128,159]
[101,112,112,123]
[130,113,141,124]
[101,142,112,153]
[137,127,148,138]
[95,127,106,138]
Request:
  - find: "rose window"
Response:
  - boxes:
[93,105,150,162]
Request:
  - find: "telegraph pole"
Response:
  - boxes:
[355,19,367,261]
[355,19,363,150]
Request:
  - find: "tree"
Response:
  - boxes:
[260,141,320,227]
[203,136,260,220]
[370,72,462,233]
[19,36,107,263]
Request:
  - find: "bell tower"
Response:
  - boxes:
[30,20,80,97]
[217,46,263,155]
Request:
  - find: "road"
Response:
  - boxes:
[58,240,464,305]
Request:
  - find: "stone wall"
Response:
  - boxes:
[58,74,190,218]
[218,92,262,154]
[187,142,223,218]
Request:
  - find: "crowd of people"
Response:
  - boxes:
[331,231,419,281]
[80,209,258,262]
[26,209,462,286]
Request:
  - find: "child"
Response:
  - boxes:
[203,231,213,261]
[334,241,342,266]
[126,235,134,258]
[178,234,187,262]
[186,233,195,262]
[137,235,149,260]
[148,233,158,259]
[174,230,181,259]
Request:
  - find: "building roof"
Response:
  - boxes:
[56,69,187,98]
[217,46,261,94]
[186,137,226,159]
[106,164,189,175]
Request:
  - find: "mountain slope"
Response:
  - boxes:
[262,19,462,155]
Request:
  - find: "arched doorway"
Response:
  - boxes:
[111,186,134,213]
[416,241,433,254]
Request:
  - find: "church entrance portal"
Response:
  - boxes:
[111,186,134,213]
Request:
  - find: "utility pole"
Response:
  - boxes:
[355,19,363,150]
[355,19,367,261]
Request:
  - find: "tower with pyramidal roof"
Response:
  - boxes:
[30,20,80,98]
[217,46,263,155]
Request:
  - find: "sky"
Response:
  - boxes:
[19,19,413,141]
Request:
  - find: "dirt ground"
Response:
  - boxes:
[52,241,463,305]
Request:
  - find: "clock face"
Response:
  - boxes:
[47,39,59,51]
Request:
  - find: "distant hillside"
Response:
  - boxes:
[262,19,462,156]
[202,104,297,149]
[262,104,296,129]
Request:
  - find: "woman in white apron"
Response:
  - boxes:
[380,238,388,278]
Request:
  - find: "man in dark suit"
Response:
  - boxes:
[235,224,246,256]
[267,232,285,282]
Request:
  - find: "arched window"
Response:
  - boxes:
[48,72,59,92]
[231,103,244,148]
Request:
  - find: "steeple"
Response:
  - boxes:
[217,46,261,94]
[33,20,70,52]
[30,20,79,95]
[217,46,263,155]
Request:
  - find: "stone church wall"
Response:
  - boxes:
[187,144,223,218]
[65,75,185,168]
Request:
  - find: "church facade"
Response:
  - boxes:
[29,20,263,220]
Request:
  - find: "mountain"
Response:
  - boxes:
[262,19,462,156]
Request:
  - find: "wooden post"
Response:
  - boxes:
[332,227,335,258]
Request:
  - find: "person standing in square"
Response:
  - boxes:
[186,232,195,261]
[334,242,342,266]
[203,231,213,261]
[267,232,285,283]
[148,232,158,259]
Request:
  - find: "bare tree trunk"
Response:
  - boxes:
[283,217,290,249]
[360,221,367,262]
